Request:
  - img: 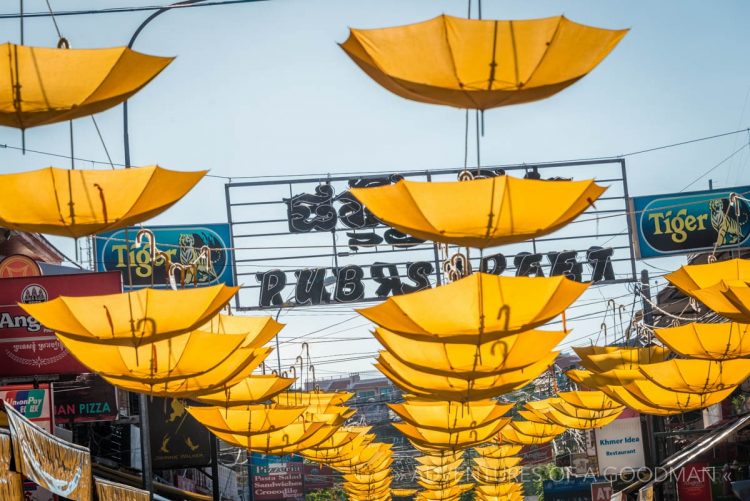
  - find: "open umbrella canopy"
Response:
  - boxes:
[388,398,512,431]
[98,348,269,397]
[509,420,566,438]
[392,489,418,497]
[548,400,623,420]
[690,282,750,322]
[575,346,671,373]
[654,322,750,360]
[344,469,392,485]
[198,315,284,343]
[473,456,522,470]
[591,384,686,416]
[21,284,238,344]
[192,375,295,407]
[0,43,172,129]
[340,14,627,110]
[476,483,523,497]
[213,421,345,454]
[56,331,270,385]
[498,425,557,445]
[350,177,605,248]
[376,350,557,400]
[415,451,464,466]
[374,327,566,377]
[186,405,306,435]
[472,464,522,483]
[416,459,464,476]
[639,359,750,393]
[393,418,509,448]
[474,444,522,458]
[301,434,374,462]
[532,407,621,429]
[303,426,371,451]
[274,391,353,410]
[558,390,624,411]
[0,166,206,238]
[665,259,750,294]
[624,379,737,412]
[415,484,473,501]
[567,367,644,387]
[360,273,585,341]
[328,443,392,470]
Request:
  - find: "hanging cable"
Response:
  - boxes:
[91,116,116,169]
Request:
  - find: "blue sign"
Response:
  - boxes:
[629,186,750,259]
[544,477,602,501]
[95,224,235,289]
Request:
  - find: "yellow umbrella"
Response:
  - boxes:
[548,400,623,420]
[344,469,391,484]
[624,379,736,412]
[99,348,271,397]
[415,452,463,467]
[575,346,671,373]
[388,398,511,431]
[0,43,172,129]
[301,434,374,462]
[304,426,371,451]
[690,282,750,322]
[350,177,605,248]
[199,314,284,341]
[186,405,306,435]
[639,359,750,393]
[376,351,557,400]
[558,390,624,411]
[340,14,626,110]
[274,391,353,409]
[665,259,750,294]
[415,460,464,476]
[393,418,509,448]
[472,465,522,483]
[374,327,566,376]
[392,489,418,497]
[55,329,264,381]
[654,322,750,360]
[414,484,473,501]
[328,443,392,470]
[476,484,523,496]
[192,375,295,406]
[536,407,621,429]
[592,385,685,416]
[418,478,462,491]
[473,456,522,470]
[566,367,644,387]
[359,273,587,341]
[476,493,524,501]
[214,421,344,454]
[344,483,392,496]
[0,166,205,238]
[509,420,565,438]
[498,426,557,445]
[474,444,522,459]
[21,284,238,343]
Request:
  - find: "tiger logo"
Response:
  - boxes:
[178,233,218,284]
[709,198,747,246]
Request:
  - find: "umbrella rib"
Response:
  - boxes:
[439,15,480,109]
[524,16,564,87]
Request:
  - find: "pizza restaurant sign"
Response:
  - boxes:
[630,185,750,258]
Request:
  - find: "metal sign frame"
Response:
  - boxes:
[225,159,637,311]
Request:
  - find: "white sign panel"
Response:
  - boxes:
[595,416,646,472]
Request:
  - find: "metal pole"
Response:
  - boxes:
[123,0,207,167]
[138,393,154,500]
[210,435,221,501]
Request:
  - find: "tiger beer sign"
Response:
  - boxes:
[629,185,750,258]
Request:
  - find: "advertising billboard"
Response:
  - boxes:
[0,384,52,432]
[149,397,211,469]
[95,224,235,289]
[594,416,646,472]
[629,185,750,258]
[252,454,304,500]
[0,271,121,377]
[53,375,118,423]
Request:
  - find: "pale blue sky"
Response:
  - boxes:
[1,0,749,377]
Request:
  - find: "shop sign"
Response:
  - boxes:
[591,482,613,501]
[629,185,750,258]
[0,384,52,432]
[95,224,235,289]
[595,416,646,472]
[252,454,304,500]
[0,254,41,278]
[149,397,210,469]
[0,271,121,377]
[676,462,713,501]
[543,477,598,501]
[53,375,118,423]
[522,443,554,465]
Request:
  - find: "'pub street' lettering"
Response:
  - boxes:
[255,246,615,307]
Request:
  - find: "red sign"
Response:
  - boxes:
[0,271,121,377]
[0,254,41,278]
[677,462,713,501]
[522,443,554,465]
[591,482,613,501]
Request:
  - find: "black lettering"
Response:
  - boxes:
[293,268,329,306]
[383,229,424,248]
[346,231,383,251]
[587,246,616,282]
[256,270,286,307]
[514,252,545,277]
[334,265,365,302]
[547,250,583,282]
[284,184,337,233]
[480,253,507,275]
[403,262,433,294]
[370,263,403,298]
[337,191,380,229]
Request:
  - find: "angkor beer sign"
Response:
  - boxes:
[630,185,750,258]
[226,161,636,309]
